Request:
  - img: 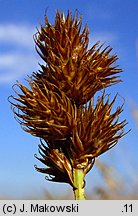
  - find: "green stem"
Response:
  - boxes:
[73,168,85,200]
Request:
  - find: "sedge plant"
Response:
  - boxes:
[9,10,128,200]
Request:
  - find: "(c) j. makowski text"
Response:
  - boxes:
[3,203,79,214]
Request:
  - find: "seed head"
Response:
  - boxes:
[9,10,128,187]
[34,10,122,106]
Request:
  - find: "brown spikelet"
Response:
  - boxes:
[34,140,74,185]
[34,10,122,106]
[9,79,76,140]
[71,92,128,161]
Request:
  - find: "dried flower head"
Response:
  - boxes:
[34,10,122,106]
[9,10,129,199]
[34,140,74,186]
[10,80,76,141]
[33,92,127,186]
[9,83,127,186]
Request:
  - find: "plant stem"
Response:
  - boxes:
[73,168,85,200]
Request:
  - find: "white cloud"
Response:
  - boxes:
[0,24,36,47]
[0,54,17,68]
[0,24,41,84]
[0,53,38,83]
[89,32,118,49]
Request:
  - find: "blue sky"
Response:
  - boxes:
[0,0,138,199]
